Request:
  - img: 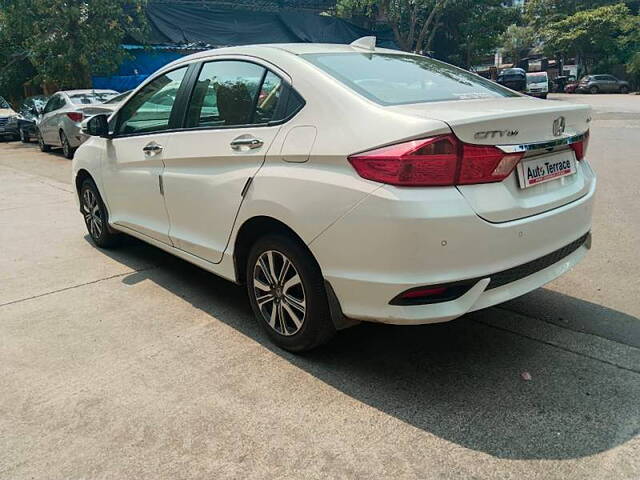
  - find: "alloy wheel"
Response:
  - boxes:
[61,133,71,158]
[253,250,306,336]
[82,188,103,239]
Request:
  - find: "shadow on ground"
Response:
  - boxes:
[89,235,640,460]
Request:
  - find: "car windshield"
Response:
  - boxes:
[0,97,10,109]
[301,53,518,105]
[527,76,547,84]
[69,92,117,105]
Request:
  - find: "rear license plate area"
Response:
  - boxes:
[517,150,577,189]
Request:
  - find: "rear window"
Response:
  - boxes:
[69,93,117,105]
[301,53,518,105]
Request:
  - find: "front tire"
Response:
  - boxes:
[60,131,74,159]
[589,86,599,94]
[246,234,335,352]
[38,130,51,152]
[80,179,120,248]
[620,86,629,94]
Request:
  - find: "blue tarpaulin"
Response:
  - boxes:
[92,49,187,91]
[92,4,397,92]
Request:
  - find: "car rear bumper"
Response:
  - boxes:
[310,179,595,325]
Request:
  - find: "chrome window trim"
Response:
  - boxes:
[497,132,587,154]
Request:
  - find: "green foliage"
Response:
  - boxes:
[542,3,636,71]
[335,0,518,64]
[500,24,537,64]
[1,0,148,95]
[335,0,452,53]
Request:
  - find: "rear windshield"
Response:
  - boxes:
[301,53,519,105]
[69,93,117,105]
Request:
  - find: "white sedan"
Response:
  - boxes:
[73,39,595,352]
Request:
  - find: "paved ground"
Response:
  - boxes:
[1,93,639,480]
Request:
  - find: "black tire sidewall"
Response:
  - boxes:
[246,234,335,352]
[38,130,50,151]
[61,131,73,158]
[80,179,118,248]
[590,86,599,94]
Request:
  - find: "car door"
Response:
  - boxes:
[40,94,63,143]
[100,66,190,244]
[600,75,615,92]
[161,59,296,263]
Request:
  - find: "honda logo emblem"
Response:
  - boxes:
[552,116,566,136]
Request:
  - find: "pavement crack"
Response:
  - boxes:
[0,265,161,308]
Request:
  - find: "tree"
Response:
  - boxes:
[1,0,148,91]
[436,0,520,67]
[500,24,537,65]
[335,0,454,53]
[542,3,635,72]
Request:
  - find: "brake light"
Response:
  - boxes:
[570,131,589,160]
[66,112,84,122]
[348,134,524,186]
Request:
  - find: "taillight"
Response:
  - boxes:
[348,134,524,187]
[66,112,84,122]
[570,131,589,160]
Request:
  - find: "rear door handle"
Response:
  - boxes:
[143,142,163,156]
[230,136,263,151]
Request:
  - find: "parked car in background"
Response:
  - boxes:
[525,72,549,99]
[0,96,20,141]
[564,80,579,93]
[37,89,118,158]
[576,75,630,94]
[5,95,49,142]
[74,41,594,352]
[497,68,526,92]
[552,75,576,93]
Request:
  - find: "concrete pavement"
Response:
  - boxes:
[0,94,639,479]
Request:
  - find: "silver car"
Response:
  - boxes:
[37,89,118,158]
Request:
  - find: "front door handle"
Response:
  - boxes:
[230,135,263,151]
[143,142,163,156]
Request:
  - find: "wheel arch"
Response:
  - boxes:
[233,215,354,330]
[233,215,314,285]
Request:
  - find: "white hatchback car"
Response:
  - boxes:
[73,39,595,351]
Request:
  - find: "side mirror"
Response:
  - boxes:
[83,114,111,138]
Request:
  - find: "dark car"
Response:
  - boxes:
[6,95,49,142]
[497,68,527,92]
[576,74,630,94]
[0,96,21,141]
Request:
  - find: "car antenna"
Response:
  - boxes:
[350,36,376,51]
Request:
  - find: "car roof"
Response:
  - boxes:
[60,89,118,96]
[169,42,405,68]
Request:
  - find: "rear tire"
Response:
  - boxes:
[38,130,51,152]
[246,234,336,352]
[589,86,599,94]
[60,131,75,159]
[80,179,121,248]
